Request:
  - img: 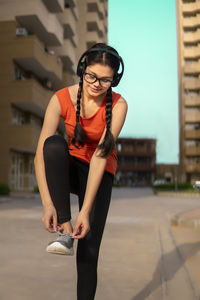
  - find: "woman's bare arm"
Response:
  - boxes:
[72,97,128,238]
[34,94,62,232]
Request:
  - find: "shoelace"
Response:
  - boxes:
[55,228,73,238]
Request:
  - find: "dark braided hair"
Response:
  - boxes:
[97,86,115,157]
[72,43,121,157]
[72,77,86,148]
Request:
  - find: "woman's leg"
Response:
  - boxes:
[75,159,114,300]
[43,135,73,227]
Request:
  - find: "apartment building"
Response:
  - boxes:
[176,0,200,183]
[0,0,108,192]
[115,138,156,186]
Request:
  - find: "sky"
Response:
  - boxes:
[108,0,179,164]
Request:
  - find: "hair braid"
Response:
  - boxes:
[72,78,86,147]
[97,87,115,157]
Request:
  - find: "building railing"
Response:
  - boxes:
[183,78,200,89]
[185,129,200,139]
[183,29,200,43]
[185,146,200,156]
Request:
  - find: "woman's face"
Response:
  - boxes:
[83,63,114,97]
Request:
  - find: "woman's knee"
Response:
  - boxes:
[43,135,68,158]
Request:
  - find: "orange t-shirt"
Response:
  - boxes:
[56,87,121,175]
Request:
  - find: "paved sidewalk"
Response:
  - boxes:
[1,188,200,299]
[169,205,200,299]
[170,225,200,299]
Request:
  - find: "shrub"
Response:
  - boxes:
[33,185,39,193]
[0,182,10,195]
[153,182,193,191]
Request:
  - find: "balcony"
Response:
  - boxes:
[117,165,156,172]
[42,0,64,12]
[185,163,200,173]
[14,35,63,82]
[51,39,76,74]
[117,150,155,157]
[87,31,100,43]
[185,146,200,156]
[185,130,200,139]
[182,2,200,15]
[6,0,64,46]
[58,8,76,37]
[183,16,200,29]
[87,0,104,16]
[185,112,200,122]
[184,62,200,75]
[87,12,104,32]
[183,78,200,89]
[183,30,200,44]
[184,46,200,59]
[185,95,200,106]
[10,79,53,115]
[67,0,79,19]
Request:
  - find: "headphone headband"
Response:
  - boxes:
[76,47,124,87]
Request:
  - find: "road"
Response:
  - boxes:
[0,187,200,300]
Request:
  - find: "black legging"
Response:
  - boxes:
[43,135,114,300]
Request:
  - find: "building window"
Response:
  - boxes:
[10,152,24,190]
[185,140,196,146]
[12,107,26,125]
[10,153,36,191]
[182,0,196,3]
[185,91,199,97]
[14,64,31,81]
[185,107,200,113]
[28,157,37,189]
[30,115,42,128]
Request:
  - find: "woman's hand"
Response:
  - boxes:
[42,204,58,233]
[72,211,90,239]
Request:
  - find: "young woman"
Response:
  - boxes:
[34,43,127,300]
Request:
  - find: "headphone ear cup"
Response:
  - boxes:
[77,60,86,77]
[111,74,121,87]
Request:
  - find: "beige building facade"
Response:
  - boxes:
[176,0,200,183]
[0,0,108,192]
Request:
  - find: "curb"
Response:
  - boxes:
[171,208,200,229]
[0,193,40,203]
[171,215,200,229]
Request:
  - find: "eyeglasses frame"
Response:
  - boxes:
[84,72,113,88]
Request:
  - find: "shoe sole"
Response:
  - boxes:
[46,242,74,256]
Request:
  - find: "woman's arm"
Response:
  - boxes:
[34,94,62,232]
[72,97,128,239]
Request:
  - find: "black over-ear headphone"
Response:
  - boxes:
[76,48,124,87]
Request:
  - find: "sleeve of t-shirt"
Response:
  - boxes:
[56,88,68,119]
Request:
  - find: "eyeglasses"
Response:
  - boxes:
[84,72,113,88]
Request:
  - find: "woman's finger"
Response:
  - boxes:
[73,225,90,239]
[45,216,54,233]
[52,214,57,231]
[72,223,81,238]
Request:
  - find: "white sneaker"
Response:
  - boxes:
[46,232,74,256]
